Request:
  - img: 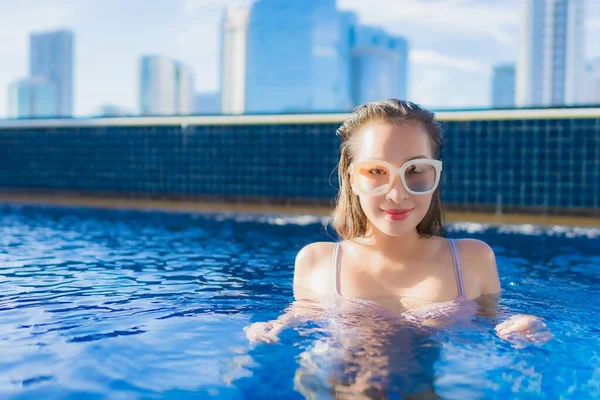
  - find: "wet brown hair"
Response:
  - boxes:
[331,99,446,240]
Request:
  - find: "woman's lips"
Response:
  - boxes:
[382,208,413,221]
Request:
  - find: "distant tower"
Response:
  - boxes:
[584,58,600,105]
[516,0,585,107]
[140,56,194,115]
[491,64,516,108]
[8,76,58,118]
[245,0,349,113]
[29,29,74,116]
[220,5,249,114]
[351,25,409,105]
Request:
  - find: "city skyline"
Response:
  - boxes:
[1,0,599,118]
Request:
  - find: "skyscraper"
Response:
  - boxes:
[584,58,600,105]
[245,0,351,113]
[7,76,57,118]
[516,0,585,107]
[491,64,516,108]
[140,56,176,115]
[350,25,409,105]
[195,92,221,114]
[175,63,194,115]
[339,11,357,108]
[220,6,249,114]
[29,29,74,117]
[139,56,194,116]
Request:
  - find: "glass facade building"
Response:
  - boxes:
[29,30,73,117]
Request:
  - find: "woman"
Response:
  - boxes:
[244,99,552,397]
[247,99,550,341]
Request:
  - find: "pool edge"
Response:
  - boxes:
[0,193,599,228]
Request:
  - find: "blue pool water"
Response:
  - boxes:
[0,204,599,399]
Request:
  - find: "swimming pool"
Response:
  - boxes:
[0,204,598,399]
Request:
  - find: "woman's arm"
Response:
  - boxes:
[243,294,325,343]
[472,240,552,345]
[244,243,331,343]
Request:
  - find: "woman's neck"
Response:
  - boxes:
[353,226,425,259]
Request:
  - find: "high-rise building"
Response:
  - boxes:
[139,56,194,116]
[339,11,357,108]
[7,76,57,118]
[584,58,600,105]
[516,0,585,107]
[245,0,351,113]
[140,56,176,115]
[176,63,194,115]
[220,6,249,114]
[516,0,544,107]
[29,29,74,117]
[195,92,221,114]
[491,64,516,108]
[350,25,409,105]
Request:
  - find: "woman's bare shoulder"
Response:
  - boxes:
[453,238,501,295]
[453,238,496,263]
[293,241,337,294]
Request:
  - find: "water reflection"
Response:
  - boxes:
[292,309,442,399]
[242,296,508,399]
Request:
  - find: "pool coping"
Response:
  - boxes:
[1,107,600,129]
[0,193,598,228]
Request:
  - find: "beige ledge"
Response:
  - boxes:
[0,192,598,228]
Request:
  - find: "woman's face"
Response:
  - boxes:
[351,122,437,238]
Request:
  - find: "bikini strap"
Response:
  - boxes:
[331,242,341,295]
[448,239,466,297]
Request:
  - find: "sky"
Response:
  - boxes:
[0,0,598,118]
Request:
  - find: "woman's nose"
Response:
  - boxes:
[385,175,409,202]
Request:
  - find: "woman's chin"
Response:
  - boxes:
[373,220,416,237]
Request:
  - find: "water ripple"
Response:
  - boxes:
[0,204,598,399]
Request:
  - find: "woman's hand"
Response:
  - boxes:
[243,321,284,344]
[495,314,552,346]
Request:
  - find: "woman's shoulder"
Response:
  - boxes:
[452,238,496,263]
[294,241,336,272]
[451,238,500,295]
[293,241,337,294]
[426,236,494,259]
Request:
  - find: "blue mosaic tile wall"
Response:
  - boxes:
[440,118,600,215]
[0,117,598,216]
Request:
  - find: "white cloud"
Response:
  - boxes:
[410,49,489,73]
[590,18,600,30]
[338,0,519,46]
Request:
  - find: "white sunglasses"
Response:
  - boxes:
[350,159,443,196]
